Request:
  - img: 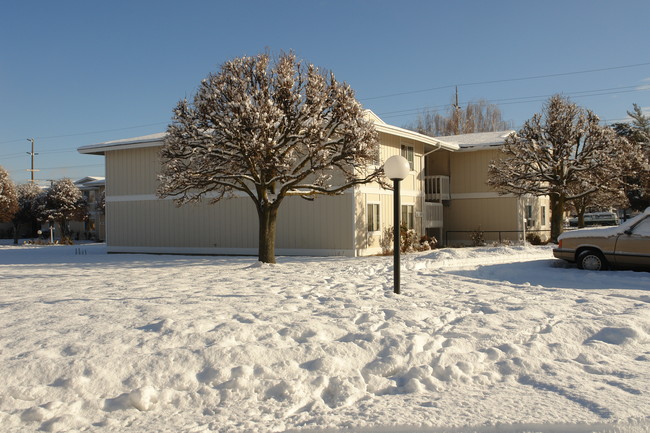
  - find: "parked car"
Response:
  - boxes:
[553,207,650,270]
[567,211,619,227]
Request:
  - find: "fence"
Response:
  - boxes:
[445,229,552,246]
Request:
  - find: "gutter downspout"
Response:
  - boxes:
[421,141,443,236]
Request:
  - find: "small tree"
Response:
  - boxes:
[158,52,384,263]
[11,183,42,244]
[36,178,87,240]
[487,95,644,241]
[0,166,18,223]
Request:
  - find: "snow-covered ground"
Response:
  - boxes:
[0,242,648,433]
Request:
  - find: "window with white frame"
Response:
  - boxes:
[526,205,534,227]
[367,203,380,232]
[541,206,546,226]
[400,144,414,171]
[401,204,414,230]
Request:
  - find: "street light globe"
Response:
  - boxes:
[384,155,410,180]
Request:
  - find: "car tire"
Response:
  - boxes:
[577,250,608,271]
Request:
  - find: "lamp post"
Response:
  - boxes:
[384,155,410,294]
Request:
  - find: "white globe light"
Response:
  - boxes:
[384,155,410,180]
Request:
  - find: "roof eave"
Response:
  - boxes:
[373,123,459,151]
[78,137,166,155]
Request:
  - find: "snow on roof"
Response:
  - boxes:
[78,132,167,155]
[74,176,106,189]
[77,112,459,155]
[362,110,458,151]
[74,176,104,184]
[434,130,516,151]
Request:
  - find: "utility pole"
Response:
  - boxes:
[26,138,39,183]
[453,86,461,135]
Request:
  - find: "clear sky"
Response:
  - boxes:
[1,0,649,185]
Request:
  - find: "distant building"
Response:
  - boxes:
[74,176,106,241]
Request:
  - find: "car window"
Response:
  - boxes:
[631,217,650,236]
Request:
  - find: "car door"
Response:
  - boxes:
[613,216,650,268]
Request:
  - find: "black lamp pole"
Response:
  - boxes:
[384,154,409,295]
[393,178,401,294]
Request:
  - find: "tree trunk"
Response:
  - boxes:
[12,222,19,245]
[257,204,279,264]
[59,218,68,240]
[550,194,565,243]
[577,209,586,228]
[575,198,586,228]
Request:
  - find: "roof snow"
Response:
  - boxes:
[78,111,458,155]
[78,132,167,155]
[434,130,515,151]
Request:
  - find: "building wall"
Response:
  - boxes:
[443,148,551,245]
[449,148,501,194]
[443,196,521,245]
[106,147,160,197]
[353,132,426,255]
[104,145,356,255]
[425,150,450,176]
[354,186,421,255]
[101,128,439,256]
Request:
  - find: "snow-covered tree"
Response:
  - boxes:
[611,103,650,211]
[11,182,42,244]
[409,98,512,137]
[487,95,644,241]
[158,52,383,263]
[37,178,87,239]
[0,166,18,222]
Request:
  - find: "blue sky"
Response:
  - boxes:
[1,0,649,185]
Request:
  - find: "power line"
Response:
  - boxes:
[360,61,650,101]
[0,121,168,145]
[1,61,648,153]
[377,85,650,119]
[7,163,104,174]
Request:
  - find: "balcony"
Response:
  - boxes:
[424,202,443,228]
[425,175,450,202]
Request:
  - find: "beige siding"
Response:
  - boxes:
[106,147,161,196]
[425,150,451,176]
[450,149,501,194]
[443,197,521,245]
[100,125,439,256]
[106,193,355,254]
[363,132,424,191]
[276,195,354,251]
[354,187,421,255]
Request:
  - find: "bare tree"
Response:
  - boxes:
[487,95,644,241]
[0,166,18,223]
[410,98,512,137]
[158,52,383,263]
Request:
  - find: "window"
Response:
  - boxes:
[526,205,535,227]
[401,204,414,230]
[541,206,546,226]
[401,144,414,171]
[632,217,650,236]
[367,203,380,232]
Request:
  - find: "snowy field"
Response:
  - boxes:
[0,242,649,433]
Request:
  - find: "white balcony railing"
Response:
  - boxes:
[425,175,450,201]
[424,202,444,228]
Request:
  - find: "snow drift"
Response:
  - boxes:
[0,243,648,433]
